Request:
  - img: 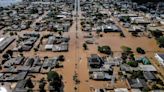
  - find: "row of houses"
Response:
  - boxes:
[88,54,122,80]
[13,32,40,51]
[80,0,122,33]
[31,2,73,32]
[87,53,163,90]
[44,35,70,52]
[1,55,62,82]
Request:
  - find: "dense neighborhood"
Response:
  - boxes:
[0,0,164,92]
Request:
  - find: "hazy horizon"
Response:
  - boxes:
[0,0,22,7]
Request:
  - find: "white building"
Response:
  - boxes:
[155,53,164,67]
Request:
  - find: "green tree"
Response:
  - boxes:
[58,31,62,36]
[83,43,87,50]
[120,32,125,37]
[6,50,13,57]
[26,78,34,88]
[47,71,60,81]
[98,46,112,54]
[157,36,164,47]
[127,61,138,67]
[58,55,65,61]
[136,47,145,54]
[121,46,132,53]
[47,71,62,92]
[9,32,14,36]
[39,78,46,92]
[2,53,10,60]
[151,30,163,38]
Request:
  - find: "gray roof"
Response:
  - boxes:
[52,43,68,52]
[24,58,34,67]
[128,78,147,88]
[0,37,15,52]
[139,65,157,71]
[89,54,103,65]
[33,56,41,66]
[143,71,156,80]
[14,56,25,65]
[92,72,112,80]
[13,80,27,92]
[14,72,28,80]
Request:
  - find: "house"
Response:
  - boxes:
[131,89,142,92]
[33,56,41,66]
[143,71,156,80]
[120,64,132,72]
[105,57,122,66]
[15,34,39,51]
[4,56,24,68]
[155,53,164,67]
[47,36,55,44]
[151,90,164,92]
[129,25,145,32]
[14,56,25,65]
[17,66,30,72]
[14,72,28,81]
[0,37,15,53]
[30,66,41,73]
[148,26,164,32]
[4,66,17,73]
[114,88,129,92]
[130,17,150,25]
[45,44,53,50]
[19,45,33,51]
[13,80,27,92]
[127,78,147,88]
[94,89,106,92]
[88,54,104,68]
[89,67,113,73]
[57,15,67,19]
[118,14,138,18]
[24,58,34,67]
[91,72,112,80]
[102,25,121,32]
[42,57,58,69]
[52,43,68,52]
[139,65,157,72]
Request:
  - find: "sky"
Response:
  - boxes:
[0,0,22,7]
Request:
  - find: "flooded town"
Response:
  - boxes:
[0,0,164,92]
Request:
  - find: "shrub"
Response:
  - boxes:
[157,36,164,47]
[47,71,60,81]
[121,46,132,53]
[9,32,14,36]
[58,55,65,61]
[120,32,125,37]
[98,46,112,54]
[26,78,34,88]
[136,47,145,54]
[151,30,163,38]
[127,61,138,67]
[83,43,87,50]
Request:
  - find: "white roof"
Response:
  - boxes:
[139,65,157,71]
[45,44,53,49]
[131,89,141,92]
[0,87,7,92]
[0,37,5,42]
[114,88,128,92]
